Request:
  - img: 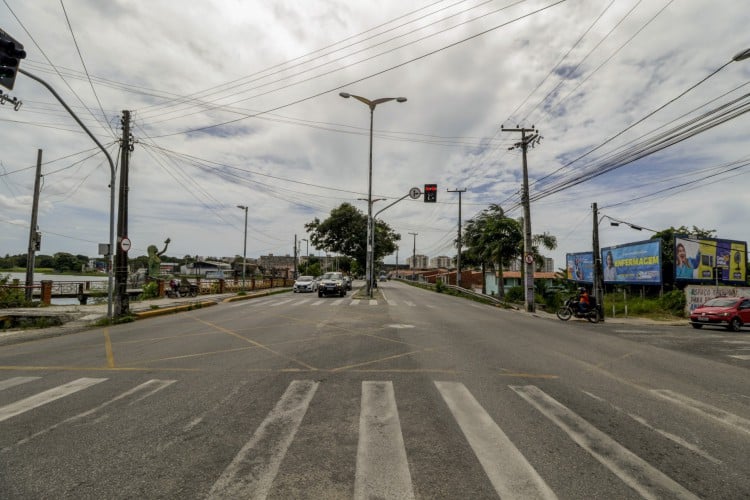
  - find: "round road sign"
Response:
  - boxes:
[120,237,132,252]
[525,253,534,265]
[409,187,421,199]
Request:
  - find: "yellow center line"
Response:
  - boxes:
[103,328,115,368]
[0,365,202,372]
[191,317,318,371]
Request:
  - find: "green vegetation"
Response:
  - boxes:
[602,290,686,320]
[140,281,159,299]
[0,274,35,308]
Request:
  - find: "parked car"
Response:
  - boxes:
[318,272,346,297]
[690,296,750,331]
[379,274,388,282]
[293,275,317,293]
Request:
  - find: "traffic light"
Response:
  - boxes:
[0,29,26,91]
[424,184,437,203]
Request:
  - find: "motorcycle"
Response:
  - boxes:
[166,280,198,298]
[556,296,601,323]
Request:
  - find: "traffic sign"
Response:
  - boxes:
[120,237,131,252]
[525,253,534,265]
[409,187,421,200]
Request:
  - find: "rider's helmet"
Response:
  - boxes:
[578,287,586,293]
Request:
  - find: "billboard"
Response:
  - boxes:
[675,236,747,284]
[601,240,662,285]
[565,252,593,283]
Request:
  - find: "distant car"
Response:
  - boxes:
[690,296,750,331]
[379,274,387,282]
[293,275,317,293]
[318,272,346,297]
[343,276,352,290]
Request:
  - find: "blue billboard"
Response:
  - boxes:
[601,240,662,285]
[565,252,593,284]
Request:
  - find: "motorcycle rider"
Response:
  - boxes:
[577,287,590,314]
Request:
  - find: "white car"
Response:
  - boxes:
[293,275,317,293]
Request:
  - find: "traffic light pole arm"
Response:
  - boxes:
[374,191,413,219]
[19,68,117,319]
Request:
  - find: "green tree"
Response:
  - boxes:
[305,203,401,272]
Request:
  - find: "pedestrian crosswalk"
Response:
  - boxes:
[1,375,744,498]
[243,297,454,308]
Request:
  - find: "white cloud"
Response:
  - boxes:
[1,0,749,271]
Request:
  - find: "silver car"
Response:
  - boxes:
[293,275,317,293]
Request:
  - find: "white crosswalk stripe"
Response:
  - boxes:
[1,376,719,498]
[436,381,556,499]
[208,380,319,499]
[511,385,701,500]
[0,377,107,423]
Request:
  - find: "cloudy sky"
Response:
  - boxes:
[1,0,749,270]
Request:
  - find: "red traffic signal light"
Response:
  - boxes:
[424,184,437,203]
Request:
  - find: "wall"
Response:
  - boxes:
[684,284,750,314]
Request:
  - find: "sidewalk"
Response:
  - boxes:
[0,289,288,346]
[531,307,686,326]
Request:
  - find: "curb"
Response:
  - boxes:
[133,301,218,319]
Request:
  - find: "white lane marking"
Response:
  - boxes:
[650,389,750,436]
[129,379,176,405]
[269,299,293,307]
[436,381,556,500]
[290,298,311,306]
[350,300,360,306]
[0,378,107,423]
[310,300,325,306]
[512,385,700,500]
[241,299,275,307]
[208,380,318,500]
[355,381,414,500]
[729,354,750,360]
[404,301,416,307]
[330,299,345,306]
[387,300,397,306]
[369,300,378,306]
[4,379,175,451]
[0,377,41,391]
[426,304,437,309]
[582,391,722,465]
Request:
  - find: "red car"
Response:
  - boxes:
[690,297,750,331]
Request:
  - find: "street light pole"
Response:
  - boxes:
[409,232,418,280]
[340,92,406,297]
[237,205,248,291]
[301,238,308,274]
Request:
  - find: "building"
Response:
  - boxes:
[429,255,453,269]
[406,254,429,269]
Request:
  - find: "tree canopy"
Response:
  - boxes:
[305,203,401,271]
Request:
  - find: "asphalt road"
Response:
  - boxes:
[1,280,748,499]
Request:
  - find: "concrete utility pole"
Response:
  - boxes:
[25,149,42,301]
[409,232,418,280]
[114,110,131,316]
[592,202,604,320]
[447,188,466,287]
[293,234,298,279]
[502,125,541,313]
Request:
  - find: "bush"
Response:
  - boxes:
[659,290,686,317]
[506,286,524,303]
[435,280,445,293]
[141,281,159,300]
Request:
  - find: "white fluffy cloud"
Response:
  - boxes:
[1,0,748,268]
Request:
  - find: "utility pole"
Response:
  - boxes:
[502,125,541,313]
[447,188,466,287]
[409,232,418,280]
[293,234,298,279]
[114,110,131,316]
[395,247,399,278]
[592,202,604,321]
[25,149,42,302]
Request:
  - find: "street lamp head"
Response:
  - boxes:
[396,97,407,103]
[237,204,247,210]
[733,48,750,61]
[339,92,351,98]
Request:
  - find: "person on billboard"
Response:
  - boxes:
[604,251,616,281]
[676,242,695,279]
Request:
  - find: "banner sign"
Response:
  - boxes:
[675,236,747,284]
[601,240,662,285]
[565,252,593,283]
